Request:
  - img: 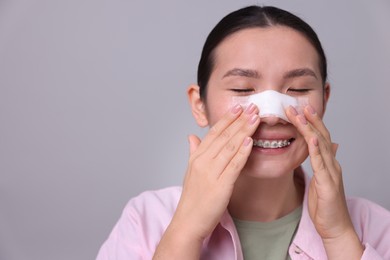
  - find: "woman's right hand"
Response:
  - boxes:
[153,103,260,259]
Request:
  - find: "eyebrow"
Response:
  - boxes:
[222,68,260,79]
[283,68,318,80]
[222,67,318,80]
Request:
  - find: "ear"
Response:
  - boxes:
[323,82,331,113]
[187,84,209,127]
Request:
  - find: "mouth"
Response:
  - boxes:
[253,138,295,149]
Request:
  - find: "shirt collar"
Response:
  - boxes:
[205,167,326,260]
[291,167,327,259]
[220,210,244,260]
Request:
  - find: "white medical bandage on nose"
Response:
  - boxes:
[232,90,308,122]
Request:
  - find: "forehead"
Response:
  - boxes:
[212,26,320,76]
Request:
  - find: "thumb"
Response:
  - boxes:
[188,134,201,155]
[332,142,339,156]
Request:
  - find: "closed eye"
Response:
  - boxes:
[288,88,311,93]
[230,88,254,93]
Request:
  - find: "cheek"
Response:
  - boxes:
[205,97,235,126]
[308,92,326,116]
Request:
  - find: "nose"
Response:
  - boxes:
[260,116,288,126]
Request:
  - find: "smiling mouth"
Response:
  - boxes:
[253,138,295,149]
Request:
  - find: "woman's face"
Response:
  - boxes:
[195,26,329,178]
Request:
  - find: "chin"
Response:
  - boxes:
[241,163,293,179]
[241,151,308,179]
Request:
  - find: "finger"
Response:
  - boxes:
[303,105,331,142]
[302,106,341,169]
[188,134,201,155]
[286,106,338,177]
[332,143,339,156]
[207,104,259,159]
[309,135,343,186]
[286,106,320,146]
[219,137,253,185]
[210,114,260,175]
[193,104,243,155]
[308,137,334,187]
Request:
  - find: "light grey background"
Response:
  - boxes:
[0,0,389,259]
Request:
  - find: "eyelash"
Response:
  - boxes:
[230,88,254,93]
[288,88,311,93]
[229,88,312,95]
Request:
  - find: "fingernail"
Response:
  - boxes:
[245,103,256,114]
[231,104,242,114]
[298,115,307,125]
[249,114,259,125]
[289,106,298,116]
[306,105,316,115]
[243,137,252,146]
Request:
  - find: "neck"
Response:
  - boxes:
[228,170,304,222]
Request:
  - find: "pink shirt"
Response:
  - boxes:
[97,171,390,259]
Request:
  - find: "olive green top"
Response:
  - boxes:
[233,206,302,260]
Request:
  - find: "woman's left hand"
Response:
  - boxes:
[286,105,364,259]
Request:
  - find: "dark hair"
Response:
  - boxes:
[197,5,327,100]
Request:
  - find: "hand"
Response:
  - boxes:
[153,104,260,259]
[286,105,363,259]
[177,103,260,240]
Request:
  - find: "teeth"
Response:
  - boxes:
[253,139,292,149]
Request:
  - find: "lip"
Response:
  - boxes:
[252,124,295,139]
[252,133,295,141]
[251,125,297,155]
[251,137,295,155]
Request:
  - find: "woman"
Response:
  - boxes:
[97,6,390,260]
